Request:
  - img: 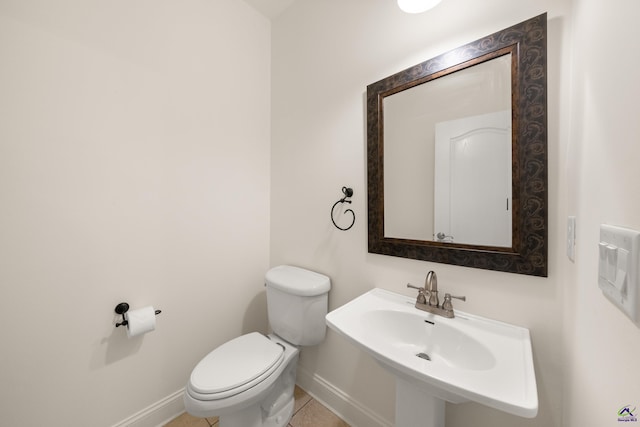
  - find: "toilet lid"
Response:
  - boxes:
[189,332,285,397]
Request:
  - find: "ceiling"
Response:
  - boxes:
[243,0,297,19]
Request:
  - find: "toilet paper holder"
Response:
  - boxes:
[114,302,161,327]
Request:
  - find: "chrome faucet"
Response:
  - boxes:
[406,270,466,318]
[426,270,439,307]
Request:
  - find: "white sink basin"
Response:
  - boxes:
[326,288,538,424]
[361,309,496,371]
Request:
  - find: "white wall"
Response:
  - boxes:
[272,0,571,426]
[563,0,640,426]
[0,1,271,426]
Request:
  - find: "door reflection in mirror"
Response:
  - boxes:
[434,111,512,247]
[383,55,511,245]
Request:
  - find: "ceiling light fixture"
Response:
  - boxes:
[397,0,442,13]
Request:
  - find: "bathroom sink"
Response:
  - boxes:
[360,309,496,372]
[326,288,537,424]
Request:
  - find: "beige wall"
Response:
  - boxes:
[0,1,271,426]
[271,0,569,426]
[563,0,640,426]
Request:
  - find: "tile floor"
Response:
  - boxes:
[164,386,349,427]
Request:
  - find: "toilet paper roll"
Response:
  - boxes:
[126,306,157,338]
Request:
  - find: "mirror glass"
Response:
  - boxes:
[384,54,512,246]
[367,14,548,276]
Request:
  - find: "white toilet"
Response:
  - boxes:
[183,265,331,427]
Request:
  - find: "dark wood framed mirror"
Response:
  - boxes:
[367,14,547,276]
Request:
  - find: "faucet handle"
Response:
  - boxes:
[406,283,427,305]
[442,293,466,311]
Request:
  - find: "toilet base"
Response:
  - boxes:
[263,399,294,427]
[185,334,299,427]
[219,405,263,427]
[218,398,293,427]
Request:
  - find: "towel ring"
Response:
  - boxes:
[331,187,355,231]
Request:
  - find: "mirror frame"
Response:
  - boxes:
[367,14,547,276]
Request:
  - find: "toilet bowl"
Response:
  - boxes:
[185,333,299,427]
[184,266,331,427]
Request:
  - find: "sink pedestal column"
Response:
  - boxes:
[396,378,445,427]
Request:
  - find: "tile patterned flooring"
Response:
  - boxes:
[165,386,349,427]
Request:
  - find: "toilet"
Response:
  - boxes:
[183,265,331,427]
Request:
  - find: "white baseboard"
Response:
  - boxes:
[110,388,185,427]
[296,366,393,427]
[111,368,391,427]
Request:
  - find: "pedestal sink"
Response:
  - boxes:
[325,288,538,427]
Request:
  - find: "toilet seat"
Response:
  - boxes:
[188,332,285,401]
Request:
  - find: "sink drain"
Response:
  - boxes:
[416,352,431,361]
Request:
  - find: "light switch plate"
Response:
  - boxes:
[598,224,640,327]
[567,216,576,262]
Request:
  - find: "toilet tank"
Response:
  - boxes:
[265,265,331,346]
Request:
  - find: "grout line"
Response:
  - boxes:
[296,391,351,426]
[296,396,313,414]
